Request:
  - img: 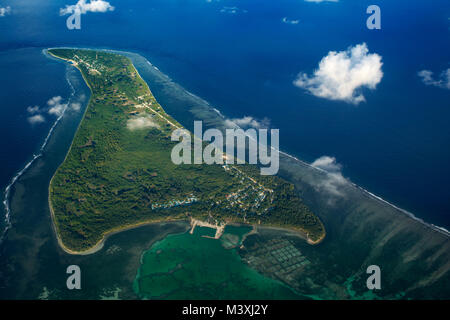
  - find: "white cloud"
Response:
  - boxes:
[224,116,270,129]
[418,68,450,90]
[70,102,82,111]
[282,17,300,25]
[127,116,160,131]
[311,156,347,197]
[294,43,383,104]
[47,96,63,106]
[47,96,67,116]
[311,156,341,172]
[27,115,45,125]
[0,6,11,17]
[27,106,41,114]
[48,106,65,116]
[25,96,70,124]
[60,0,114,16]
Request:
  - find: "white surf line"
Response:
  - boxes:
[279,150,450,237]
[0,65,76,245]
[276,149,450,236]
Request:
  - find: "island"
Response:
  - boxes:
[47,48,325,253]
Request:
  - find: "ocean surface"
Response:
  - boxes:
[1,0,449,232]
[0,47,448,299]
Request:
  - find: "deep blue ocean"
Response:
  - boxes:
[0,0,449,230]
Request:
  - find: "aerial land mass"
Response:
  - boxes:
[47,48,325,253]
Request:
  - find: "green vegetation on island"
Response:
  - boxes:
[48,48,325,252]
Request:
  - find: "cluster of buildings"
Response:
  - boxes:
[151,194,198,210]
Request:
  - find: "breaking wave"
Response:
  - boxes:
[0,58,76,245]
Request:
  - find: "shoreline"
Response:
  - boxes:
[49,208,320,255]
[254,224,325,245]
[49,186,189,256]
[47,49,97,255]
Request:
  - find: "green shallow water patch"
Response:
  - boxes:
[223,225,252,240]
[134,226,305,299]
